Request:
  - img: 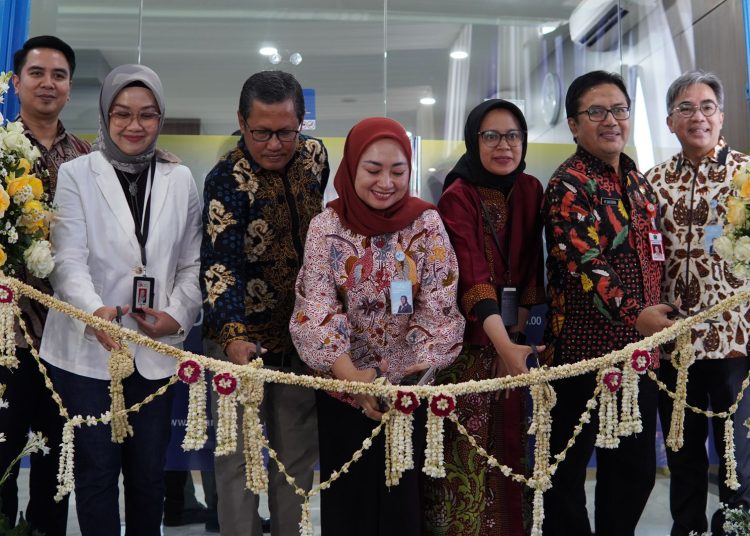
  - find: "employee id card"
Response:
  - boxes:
[390,279,413,315]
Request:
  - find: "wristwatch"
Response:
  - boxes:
[176,326,186,337]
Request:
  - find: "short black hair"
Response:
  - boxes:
[238,71,305,124]
[13,35,76,77]
[565,70,630,119]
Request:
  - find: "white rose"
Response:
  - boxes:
[733,236,750,263]
[23,240,54,278]
[713,235,734,260]
[3,131,27,152]
[732,262,750,280]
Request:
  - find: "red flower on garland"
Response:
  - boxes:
[394,390,419,415]
[603,370,623,393]
[213,372,237,396]
[630,350,651,374]
[0,285,13,303]
[430,394,455,417]
[178,360,202,384]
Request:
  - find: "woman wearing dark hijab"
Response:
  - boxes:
[290,117,464,535]
[39,64,202,535]
[424,100,545,535]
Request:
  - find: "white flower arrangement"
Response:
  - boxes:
[716,165,750,278]
[0,72,54,279]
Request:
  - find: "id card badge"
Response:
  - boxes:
[500,287,518,327]
[132,276,155,313]
[704,224,723,255]
[648,231,665,262]
[390,280,413,315]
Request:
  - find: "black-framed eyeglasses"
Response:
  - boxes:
[109,110,162,125]
[478,129,525,148]
[244,123,301,143]
[573,106,630,122]
[671,100,719,118]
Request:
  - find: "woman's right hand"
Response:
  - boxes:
[491,341,532,378]
[352,368,385,421]
[92,305,129,351]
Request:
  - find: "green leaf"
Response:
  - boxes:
[580,247,600,264]
[612,225,629,249]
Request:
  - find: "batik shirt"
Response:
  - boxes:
[18,120,91,348]
[290,208,465,403]
[542,147,663,365]
[200,135,329,364]
[647,139,750,359]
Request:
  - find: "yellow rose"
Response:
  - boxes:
[741,180,750,200]
[7,177,44,199]
[733,167,750,191]
[16,158,31,176]
[727,197,747,226]
[0,245,6,268]
[0,185,9,216]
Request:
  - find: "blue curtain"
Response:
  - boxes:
[0,0,30,121]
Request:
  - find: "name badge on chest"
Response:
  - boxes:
[133,276,155,313]
[648,231,665,262]
[390,279,413,315]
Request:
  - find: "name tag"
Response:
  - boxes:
[390,279,413,315]
[648,232,665,262]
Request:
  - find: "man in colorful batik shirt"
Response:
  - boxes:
[541,70,674,536]
[0,35,90,535]
[200,70,328,536]
[646,70,750,536]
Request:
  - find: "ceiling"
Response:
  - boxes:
[31,0,581,137]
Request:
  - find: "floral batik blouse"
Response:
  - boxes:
[290,207,465,403]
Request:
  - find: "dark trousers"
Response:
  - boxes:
[658,357,750,536]
[543,371,658,536]
[0,349,68,535]
[48,365,174,536]
[316,390,425,536]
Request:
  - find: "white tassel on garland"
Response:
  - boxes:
[529,382,556,536]
[595,367,622,449]
[619,349,651,437]
[666,332,696,451]
[213,372,239,456]
[298,497,313,536]
[0,284,18,368]
[178,360,208,451]
[108,341,135,443]
[241,374,268,493]
[724,416,740,490]
[55,419,78,501]
[385,390,418,486]
[423,394,455,478]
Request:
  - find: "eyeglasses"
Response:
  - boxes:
[478,129,525,148]
[109,110,162,126]
[671,101,719,118]
[245,125,300,143]
[573,106,630,122]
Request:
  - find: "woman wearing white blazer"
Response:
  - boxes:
[39,64,201,536]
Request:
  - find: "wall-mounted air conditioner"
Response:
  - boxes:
[569,0,657,50]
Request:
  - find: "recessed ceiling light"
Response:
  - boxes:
[450,51,469,60]
[420,97,436,105]
[428,167,437,172]
[259,46,278,56]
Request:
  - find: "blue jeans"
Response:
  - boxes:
[48,364,174,536]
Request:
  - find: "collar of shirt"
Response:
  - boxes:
[676,136,727,170]
[17,117,68,152]
[574,145,638,178]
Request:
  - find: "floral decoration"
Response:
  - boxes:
[0,285,12,303]
[213,372,237,396]
[429,393,455,417]
[630,349,651,374]
[178,359,202,384]
[715,165,750,279]
[0,72,54,279]
[394,390,419,414]
[602,369,623,393]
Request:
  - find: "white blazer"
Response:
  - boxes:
[40,151,202,380]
